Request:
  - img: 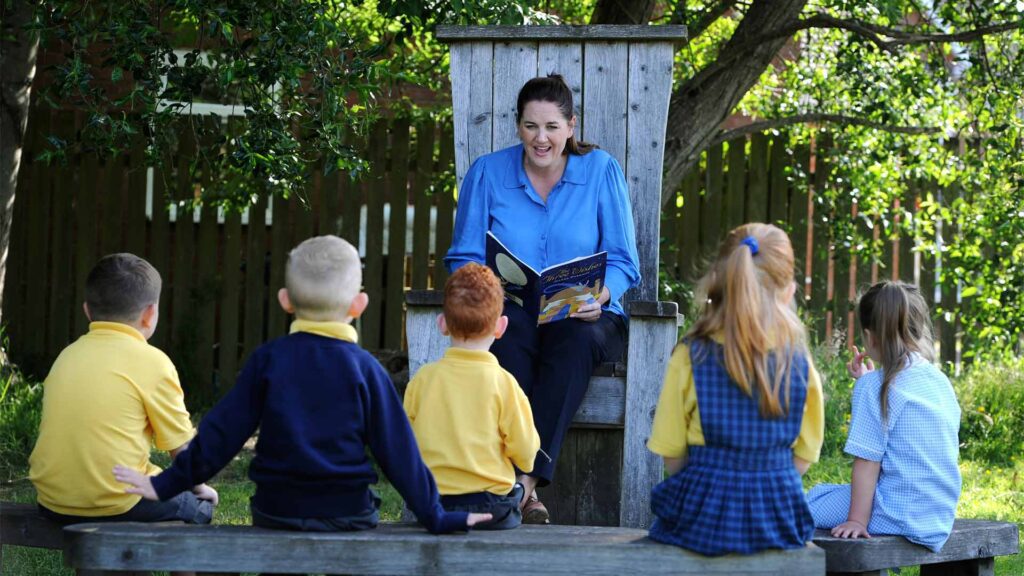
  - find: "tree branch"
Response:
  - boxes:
[753,14,1022,55]
[671,0,736,39]
[709,113,942,147]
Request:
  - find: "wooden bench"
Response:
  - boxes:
[407,24,687,530]
[0,501,63,551]
[62,522,824,575]
[812,519,1019,575]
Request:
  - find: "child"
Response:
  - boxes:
[29,253,216,525]
[807,281,961,552]
[114,236,488,533]
[404,263,540,529]
[646,223,824,556]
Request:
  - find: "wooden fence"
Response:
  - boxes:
[3,108,456,405]
[661,132,958,365]
[4,109,961,404]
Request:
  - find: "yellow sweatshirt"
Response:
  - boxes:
[404,347,539,495]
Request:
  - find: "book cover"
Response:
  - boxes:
[486,231,607,325]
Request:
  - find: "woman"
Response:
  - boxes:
[445,74,641,524]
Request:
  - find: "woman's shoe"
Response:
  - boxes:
[522,493,550,524]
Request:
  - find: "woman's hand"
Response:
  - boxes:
[571,287,611,322]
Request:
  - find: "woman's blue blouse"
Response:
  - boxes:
[444,144,641,317]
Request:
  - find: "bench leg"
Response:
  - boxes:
[920,558,994,576]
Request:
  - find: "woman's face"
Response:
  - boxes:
[518,100,575,172]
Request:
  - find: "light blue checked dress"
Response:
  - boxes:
[649,341,815,556]
[807,354,961,552]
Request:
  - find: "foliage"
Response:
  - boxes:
[0,370,42,480]
[955,358,1024,466]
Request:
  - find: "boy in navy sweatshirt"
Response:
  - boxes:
[114,235,489,533]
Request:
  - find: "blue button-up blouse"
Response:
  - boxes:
[445,144,641,318]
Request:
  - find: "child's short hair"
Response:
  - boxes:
[85,253,162,322]
[285,235,361,320]
[443,263,505,339]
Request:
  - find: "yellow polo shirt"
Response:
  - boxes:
[404,347,540,496]
[29,322,194,516]
[647,341,825,463]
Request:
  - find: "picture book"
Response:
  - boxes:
[485,231,607,325]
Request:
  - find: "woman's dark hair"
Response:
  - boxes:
[857,281,935,421]
[515,74,597,155]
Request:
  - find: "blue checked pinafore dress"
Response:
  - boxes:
[648,341,815,556]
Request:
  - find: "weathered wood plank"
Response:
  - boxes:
[363,121,388,350]
[449,42,473,192]
[678,168,702,283]
[149,155,172,351]
[701,142,724,249]
[492,41,538,151]
[266,193,290,340]
[768,134,790,227]
[195,200,219,400]
[433,124,456,289]
[437,25,688,42]
[218,209,242,391]
[411,119,436,290]
[537,42,583,139]
[0,502,63,550]
[583,42,627,168]
[64,522,823,575]
[813,520,1018,573]
[575,428,622,526]
[540,427,578,525]
[723,137,746,233]
[621,315,676,529]
[385,118,411,349]
[242,194,268,360]
[171,129,197,374]
[626,42,673,303]
[747,132,769,222]
[467,42,495,166]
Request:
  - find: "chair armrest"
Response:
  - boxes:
[406,289,444,307]
[627,300,679,319]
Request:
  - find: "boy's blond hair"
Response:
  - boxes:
[285,235,361,320]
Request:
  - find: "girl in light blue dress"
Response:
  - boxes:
[807,281,961,552]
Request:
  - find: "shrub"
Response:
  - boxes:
[954,358,1024,466]
[812,345,855,460]
[0,369,43,480]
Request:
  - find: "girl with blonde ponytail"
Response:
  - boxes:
[647,223,824,556]
[807,281,961,553]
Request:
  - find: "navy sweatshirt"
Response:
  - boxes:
[151,322,468,534]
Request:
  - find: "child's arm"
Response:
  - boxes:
[501,377,541,472]
[113,354,268,501]
[663,456,687,475]
[167,440,219,506]
[832,457,881,538]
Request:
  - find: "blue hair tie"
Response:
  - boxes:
[740,236,759,256]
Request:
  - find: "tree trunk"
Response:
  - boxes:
[589,0,657,25]
[660,0,808,206]
[0,0,39,331]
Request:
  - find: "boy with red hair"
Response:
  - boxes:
[404,263,540,529]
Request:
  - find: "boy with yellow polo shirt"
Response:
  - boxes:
[29,253,216,525]
[115,236,489,534]
[404,263,540,530]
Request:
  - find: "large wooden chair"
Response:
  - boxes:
[405,25,686,529]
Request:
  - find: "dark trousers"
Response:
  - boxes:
[440,484,524,530]
[490,302,627,484]
[38,491,213,525]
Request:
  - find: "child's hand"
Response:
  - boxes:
[466,513,493,527]
[192,483,219,507]
[847,346,875,379]
[831,519,871,539]
[112,465,159,501]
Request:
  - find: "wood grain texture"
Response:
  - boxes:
[437,25,688,42]
[583,42,627,168]
[619,315,676,529]
[218,209,242,391]
[449,42,472,193]
[701,141,725,249]
[242,194,267,359]
[467,42,494,171]
[492,41,538,151]
[813,520,1018,573]
[411,119,437,290]
[625,42,673,303]
[64,522,823,575]
[537,43,583,140]
[0,502,63,550]
[386,118,411,349]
